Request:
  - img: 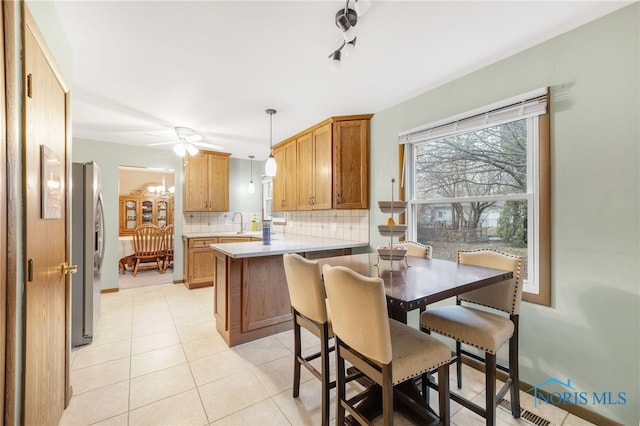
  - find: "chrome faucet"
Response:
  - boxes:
[232,212,244,234]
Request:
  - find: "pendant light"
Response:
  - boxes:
[265,108,277,177]
[247,155,255,194]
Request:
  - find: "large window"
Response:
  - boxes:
[401,88,550,305]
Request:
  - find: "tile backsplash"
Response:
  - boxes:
[182,209,370,242]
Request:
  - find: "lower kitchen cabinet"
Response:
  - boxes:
[183,235,260,289]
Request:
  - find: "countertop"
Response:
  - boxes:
[209,234,369,259]
[182,231,265,239]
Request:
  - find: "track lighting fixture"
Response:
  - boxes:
[328,0,370,69]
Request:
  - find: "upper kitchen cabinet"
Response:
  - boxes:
[272,139,297,211]
[296,124,332,210]
[272,114,372,211]
[184,151,231,212]
[333,118,370,209]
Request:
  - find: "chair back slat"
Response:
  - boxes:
[322,265,392,364]
[133,225,164,256]
[457,249,523,315]
[283,254,327,324]
[163,224,174,255]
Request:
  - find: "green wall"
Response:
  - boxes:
[72,139,263,291]
[73,139,183,290]
[370,4,639,424]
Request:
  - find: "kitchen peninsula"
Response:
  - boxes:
[210,235,368,346]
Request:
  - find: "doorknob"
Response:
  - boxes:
[61,263,78,275]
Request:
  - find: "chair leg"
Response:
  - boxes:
[485,353,497,426]
[382,365,393,426]
[336,343,346,426]
[509,319,521,418]
[320,323,330,426]
[132,259,140,276]
[437,364,450,426]
[456,341,462,389]
[292,318,301,398]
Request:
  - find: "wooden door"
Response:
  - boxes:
[296,133,313,210]
[0,3,7,423]
[333,119,369,209]
[24,8,70,425]
[184,152,210,211]
[311,124,332,210]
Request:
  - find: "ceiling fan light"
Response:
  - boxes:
[186,143,199,156]
[173,143,186,157]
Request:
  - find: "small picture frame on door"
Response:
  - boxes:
[41,145,63,219]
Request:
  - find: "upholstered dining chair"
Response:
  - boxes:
[421,249,523,426]
[161,224,174,272]
[282,253,337,426]
[132,224,165,276]
[323,265,452,426]
[396,240,433,259]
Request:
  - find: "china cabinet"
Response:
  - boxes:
[119,195,173,236]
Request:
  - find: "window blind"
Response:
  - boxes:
[398,87,548,145]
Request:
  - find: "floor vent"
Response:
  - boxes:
[498,399,551,426]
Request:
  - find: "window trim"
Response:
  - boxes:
[400,89,551,306]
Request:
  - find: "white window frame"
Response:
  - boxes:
[400,88,550,306]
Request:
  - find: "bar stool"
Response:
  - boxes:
[282,253,334,426]
[421,249,523,426]
[323,264,452,426]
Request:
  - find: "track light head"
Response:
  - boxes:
[335,8,357,42]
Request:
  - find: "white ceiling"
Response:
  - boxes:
[52,1,631,160]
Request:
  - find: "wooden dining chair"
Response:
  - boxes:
[282,253,335,426]
[421,249,523,426]
[161,224,174,272]
[132,224,165,276]
[323,264,452,426]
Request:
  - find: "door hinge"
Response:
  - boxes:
[27,73,33,98]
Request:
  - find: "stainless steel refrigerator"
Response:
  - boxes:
[71,162,105,347]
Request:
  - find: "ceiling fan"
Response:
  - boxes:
[147,127,226,157]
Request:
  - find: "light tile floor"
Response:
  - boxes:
[61,283,594,426]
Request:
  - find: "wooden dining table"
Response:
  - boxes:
[317,252,514,424]
[317,252,514,323]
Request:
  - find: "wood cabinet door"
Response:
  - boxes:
[333,119,369,209]
[208,153,229,211]
[272,144,286,211]
[282,140,298,210]
[311,123,333,210]
[184,153,210,211]
[119,196,139,235]
[268,141,299,210]
[296,133,313,210]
